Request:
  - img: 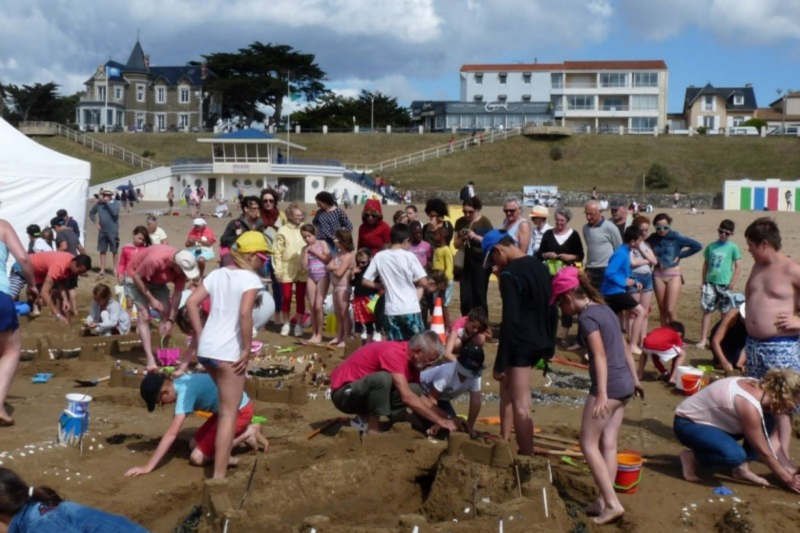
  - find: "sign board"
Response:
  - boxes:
[523,185,559,207]
[232,164,250,173]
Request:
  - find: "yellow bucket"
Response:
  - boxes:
[324,314,337,335]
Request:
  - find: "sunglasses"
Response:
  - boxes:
[365,213,378,218]
[655,225,670,231]
[503,209,518,215]
[262,198,275,203]
[718,229,732,236]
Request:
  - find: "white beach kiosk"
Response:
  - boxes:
[89,129,384,205]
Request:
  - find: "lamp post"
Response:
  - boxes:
[195,91,208,132]
[370,93,375,133]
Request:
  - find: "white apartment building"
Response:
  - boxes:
[459,60,668,132]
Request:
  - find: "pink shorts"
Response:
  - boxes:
[193,401,254,458]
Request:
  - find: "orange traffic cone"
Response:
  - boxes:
[430,297,446,343]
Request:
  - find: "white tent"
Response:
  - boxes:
[0,118,90,266]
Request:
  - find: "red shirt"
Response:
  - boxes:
[357,221,391,257]
[643,327,684,352]
[186,226,216,246]
[127,245,186,291]
[31,252,75,284]
[331,341,418,390]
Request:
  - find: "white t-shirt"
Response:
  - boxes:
[363,248,427,316]
[198,268,263,362]
[150,227,168,245]
[420,362,481,402]
[32,238,54,253]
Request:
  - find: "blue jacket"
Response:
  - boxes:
[601,244,632,296]
[9,501,149,533]
[646,230,702,269]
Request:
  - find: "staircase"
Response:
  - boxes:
[341,126,524,173]
[19,121,162,169]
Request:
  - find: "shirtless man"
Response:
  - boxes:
[743,217,800,453]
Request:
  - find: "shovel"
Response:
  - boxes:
[73,375,110,387]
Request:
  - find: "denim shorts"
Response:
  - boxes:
[197,356,222,369]
[629,271,653,293]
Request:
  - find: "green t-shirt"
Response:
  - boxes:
[704,240,742,285]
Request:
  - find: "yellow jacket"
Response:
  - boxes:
[273,222,308,282]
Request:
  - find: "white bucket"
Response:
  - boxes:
[674,366,704,391]
[65,393,92,416]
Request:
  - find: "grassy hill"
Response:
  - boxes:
[35,136,140,185]
[38,130,800,193]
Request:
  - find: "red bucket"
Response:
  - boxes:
[681,374,701,396]
[614,453,643,494]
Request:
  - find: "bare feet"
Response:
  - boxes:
[227,456,240,467]
[592,505,624,526]
[584,498,604,516]
[305,336,322,345]
[0,412,14,427]
[680,450,701,482]
[327,338,342,346]
[732,464,770,487]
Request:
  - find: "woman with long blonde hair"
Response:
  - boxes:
[184,231,272,479]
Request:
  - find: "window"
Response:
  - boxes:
[703,95,714,112]
[600,73,627,88]
[567,95,593,110]
[522,94,531,102]
[703,116,715,129]
[632,72,658,87]
[733,94,744,106]
[732,116,745,127]
[551,73,563,89]
[474,73,483,84]
[631,95,658,110]
[114,87,122,100]
[156,86,166,104]
[631,117,657,132]
[179,114,190,128]
[522,73,531,84]
[498,73,507,84]
[473,94,483,102]
[180,88,190,104]
[97,86,106,101]
[156,114,166,131]
[498,94,507,102]
[136,84,145,102]
[602,98,624,110]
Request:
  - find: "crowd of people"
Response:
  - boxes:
[3,182,800,529]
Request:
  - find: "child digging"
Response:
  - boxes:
[125,371,267,477]
[552,266,643,525]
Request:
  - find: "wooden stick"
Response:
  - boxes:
[305,417,349,440]
[535,433,580,446]
[533,446,583,458]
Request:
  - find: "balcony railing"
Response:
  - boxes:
[552,82,659,89]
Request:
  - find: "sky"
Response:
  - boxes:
[2,0,800,114]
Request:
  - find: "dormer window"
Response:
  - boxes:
[733,94,744,106]
[499,72,507,84]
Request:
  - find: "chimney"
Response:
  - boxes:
[745,83,752,88]
[201,62,208,80]
[534,57,538,64]
[144,55,150,69]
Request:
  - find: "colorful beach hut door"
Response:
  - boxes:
[740,187,752,210]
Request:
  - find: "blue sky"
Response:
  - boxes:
[1,1,799,114]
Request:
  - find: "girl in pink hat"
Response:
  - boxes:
[551,266,643,526]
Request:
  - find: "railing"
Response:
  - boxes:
[552,82,660,89]
[19,121,161,169]
[87,167,173,196]
[342,126,524,172]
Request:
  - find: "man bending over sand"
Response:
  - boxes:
[743,217,800,453]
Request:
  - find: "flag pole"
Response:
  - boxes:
[286,71,291,163]
[104,66,109,132]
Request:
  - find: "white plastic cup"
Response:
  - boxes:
[65,393,92,417]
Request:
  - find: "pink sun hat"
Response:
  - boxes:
[550,266,581,305]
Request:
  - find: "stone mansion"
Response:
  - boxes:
[76,41,220,133]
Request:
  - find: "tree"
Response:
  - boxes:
[201,42,327,123]
[292,90,411,130]
[2,82,64,122]
[645,163,672,189]
[740,118,767,133]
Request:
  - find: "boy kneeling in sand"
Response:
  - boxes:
[124,372,267,477]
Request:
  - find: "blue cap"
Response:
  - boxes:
[481,229,508,269]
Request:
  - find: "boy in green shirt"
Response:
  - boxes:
[698,219,742,348]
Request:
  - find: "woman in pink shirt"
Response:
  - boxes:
[117,226,151,285]
[185,218,217,277]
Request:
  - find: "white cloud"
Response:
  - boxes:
[619,0,800,44]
